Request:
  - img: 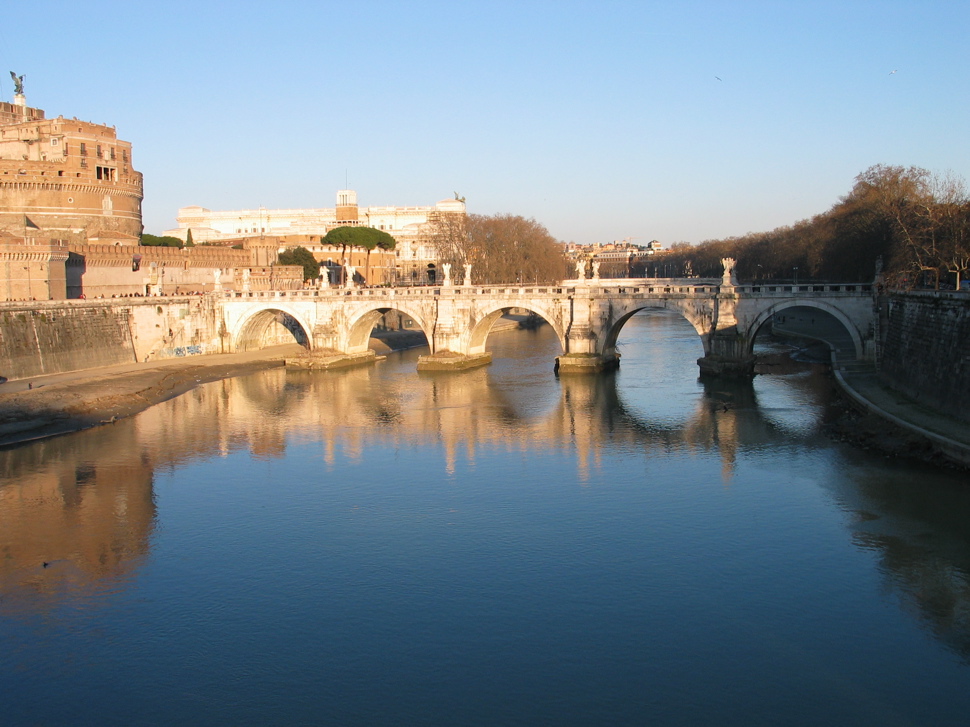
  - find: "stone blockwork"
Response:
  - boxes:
[879,292,970,422]
[0,304,135,380]
[0,297,226,380]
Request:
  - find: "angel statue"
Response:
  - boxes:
[9,72,25,96]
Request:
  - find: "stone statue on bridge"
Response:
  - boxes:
[463,263,472,287]
[721,258,738,287]
[213,268,222,293]
[575,260,586,280]
[319,267,329,289]
[344,263,356,288]
[442,263,452,287]
[592,261,601,280]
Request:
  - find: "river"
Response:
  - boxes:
[2,309,969,726]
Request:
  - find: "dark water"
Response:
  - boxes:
[2,310,970,726]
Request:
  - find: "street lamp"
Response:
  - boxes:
[793,266,799,286]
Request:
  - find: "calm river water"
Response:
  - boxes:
[2,310,970,726]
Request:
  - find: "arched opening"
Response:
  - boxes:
[345,307,431,354]
[748,303,862,367]
[235,309,311,352]
[605,306,708,432]
[468,306,565,357]
[601,303,709,362]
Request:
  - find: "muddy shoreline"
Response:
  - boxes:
[0,330,435,448]
[0,357,289,448]
[823,398,951,466]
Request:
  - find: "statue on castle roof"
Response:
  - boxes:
[9,71,25,96]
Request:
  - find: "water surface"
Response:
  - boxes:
[2,310,969,726]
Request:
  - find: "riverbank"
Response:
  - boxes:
[829,369,970,470]
[764,335,970,470]
[0,345,306,447]
[0,322,537,448]
[0,328,437,447]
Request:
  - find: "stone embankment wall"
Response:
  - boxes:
[0,297,224,381]
[879,292,970,422]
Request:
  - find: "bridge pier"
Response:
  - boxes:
[696,336,756,378]
[287,349,381,370]
[696,283,756,378]
[417,351,493,371]
[554,353,620,374]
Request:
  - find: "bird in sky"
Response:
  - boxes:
[889,69,898,75]
[715,76,722,81]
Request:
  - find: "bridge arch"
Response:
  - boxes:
[343,302,435,354]
[232,305,313,352]
[467,302,567,356]
[601,299,715,359]
[745,300,864,360]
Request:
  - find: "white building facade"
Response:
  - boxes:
[164,191,464,283]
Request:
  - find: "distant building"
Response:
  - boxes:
[164,191,465,285]
[0,94,143,243]
[565,240,663,278]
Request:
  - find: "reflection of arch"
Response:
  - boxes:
[602,302,711,359]
[746,301,863,359]
[345,304,433,352]
[468,303,566,356]
[233,307,312,352]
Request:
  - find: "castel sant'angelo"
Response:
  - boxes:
[0,74,143,243]
[0,75,303,300]
[0,75,458,300]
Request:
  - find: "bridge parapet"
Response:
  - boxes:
[736,283,873,296]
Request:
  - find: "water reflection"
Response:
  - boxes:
[0,425,155,614]
[1,312,969,676]
[825,464,970,663]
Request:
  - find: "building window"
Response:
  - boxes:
[80,143,87,156]
[50,137,60,147]
[96,166,117,181]
[97,145,103,158]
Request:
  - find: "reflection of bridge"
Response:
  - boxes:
[220,270,876,376]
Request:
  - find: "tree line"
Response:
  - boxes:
[429,213,567,284]
[644,165,970,288]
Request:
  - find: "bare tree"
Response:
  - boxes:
[427,210,470,269]
[429,212,567,284]
[850,165,970,288]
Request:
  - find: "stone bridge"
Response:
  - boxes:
[217,268,876,377]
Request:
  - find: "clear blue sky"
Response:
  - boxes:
[3,1,967,244]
